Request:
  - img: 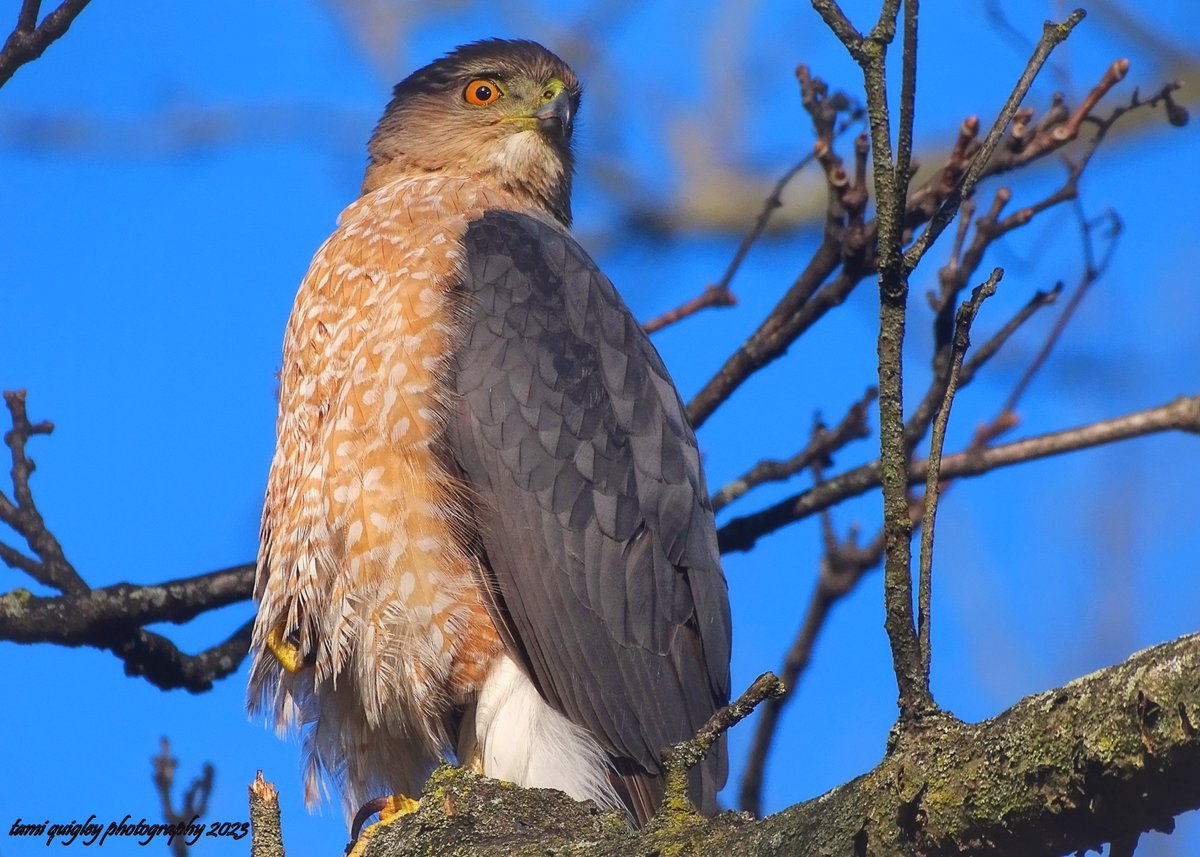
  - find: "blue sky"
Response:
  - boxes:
[2,1,1197,855]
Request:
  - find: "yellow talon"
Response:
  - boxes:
[467,750,485,776]
[346,794,419,857]
[379,795,420,822]
[265,622,304,674]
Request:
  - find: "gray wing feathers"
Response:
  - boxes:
[450,211,731,817]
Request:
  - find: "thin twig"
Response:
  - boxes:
[810,0,864,56]
[1001,203,1122,416]
[685,60,1145,430]
[738,525,885,815]
[902,9,1087,273]
[1,390,88,595]
[960,284,1062,391]
[724,119,860,265]
[717,395,1200,554]
[894,0,919,208]
[1,392,257,692]
[710,387,876,513]
[662,672,785,772]
[642,285,738,334]
[917,269,1000,686]
[153,738,213,857]
[644,83,863,338]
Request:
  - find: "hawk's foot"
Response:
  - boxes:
[345,794,420,857]
[265,622,304,674]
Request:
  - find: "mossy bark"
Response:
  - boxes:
[250,633,1200,857]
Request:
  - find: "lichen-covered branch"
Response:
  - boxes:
[259,632,1200,857]
[0,565,253,644]
[737,632,1200,857]
[249,772,285,857]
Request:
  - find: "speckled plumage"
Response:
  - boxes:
[247,39,731,827]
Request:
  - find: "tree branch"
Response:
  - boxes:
[710,387,876,513]
[684,58,1150,431]
[902,8,1088,272]
[1,390,88,595]
[643,110,862,337]
[916,270,999,687]
[1,391,257,691]
[718,394,1200,554]
[0,0,91,89]
[291,634,1200,856]
[0,564,254,644]
[738,523,885,816]
[727,633,1200,856]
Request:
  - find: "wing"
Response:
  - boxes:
[448,210,732,819]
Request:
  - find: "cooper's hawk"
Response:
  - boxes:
[248,39,732,828]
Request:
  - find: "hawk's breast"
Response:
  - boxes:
[255,177,547,732]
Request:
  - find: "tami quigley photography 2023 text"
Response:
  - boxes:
[8,815,249,847]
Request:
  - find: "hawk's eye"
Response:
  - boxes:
[464,79,503,106]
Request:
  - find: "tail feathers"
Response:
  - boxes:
[466,655,624,815]
[469,655,726,828]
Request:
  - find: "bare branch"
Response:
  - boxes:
[810,0,864,57]
[717,395,1200,555]
[902,9,1088,272]
[686,58,1148,431]
[0,0,92,89]
[153,737,213,857]
[710,387,876,513]
[2,390,87,595]
[738,525,884,816]
[642,284,737,335]
[645,108,865,338]
[16,0,41,33]
[1,391,256,692]
[0,565,254,645]
[916,270,1000,687]
[1001,203,1122,416]
[114,620,254,693]
[662,672,785,774]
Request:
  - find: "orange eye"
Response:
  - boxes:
[464,79,502,106]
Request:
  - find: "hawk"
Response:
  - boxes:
[248,39,732,828]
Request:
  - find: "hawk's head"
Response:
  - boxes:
[363,39,582,225]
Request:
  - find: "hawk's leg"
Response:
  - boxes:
[265,621,304,674]
[344,795,420,857]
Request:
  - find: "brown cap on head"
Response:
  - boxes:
[363,39,582,225]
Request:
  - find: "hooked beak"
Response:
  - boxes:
[533,89,573,140]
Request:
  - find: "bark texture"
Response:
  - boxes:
[246,633,1200,856]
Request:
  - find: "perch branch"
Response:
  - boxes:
[0,0,91,88]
